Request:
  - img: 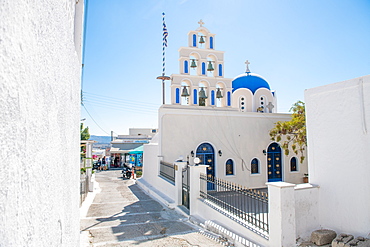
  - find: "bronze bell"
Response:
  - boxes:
[216,88,223,98]
[181,86,189,97]
[190,59,197,68]
[207,61,214,71]
[199,35,205,44]
[199,87,208,99]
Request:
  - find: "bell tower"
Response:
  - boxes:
[170,20,232,107]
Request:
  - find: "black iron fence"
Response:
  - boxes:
[159,161,175,184]
[200,173,269,234]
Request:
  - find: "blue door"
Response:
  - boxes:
[267,143,283,182]
[196,143,215,190]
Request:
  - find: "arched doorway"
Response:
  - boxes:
[267,143,283,182]
[196,143,215,190]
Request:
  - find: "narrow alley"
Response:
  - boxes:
[80,170,224,246]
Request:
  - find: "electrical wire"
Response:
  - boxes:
[82,104,110,135]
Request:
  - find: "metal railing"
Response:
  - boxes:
[80,174,89,206]
[200,173,269,234]
[159,161,175,184]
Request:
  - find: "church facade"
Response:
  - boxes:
[150,21,307,188]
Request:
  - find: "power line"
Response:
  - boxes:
[82,104,110,135]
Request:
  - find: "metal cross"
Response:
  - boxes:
[266,102,275,113]
[245,60,251,73]
[198,19,205,27]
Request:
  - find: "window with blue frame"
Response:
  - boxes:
[290,157,298,171]
[202,62,206,75]
[210,36,213,49]
[175,88,180,104]
[211,90,215,105]
[193,89,197,105]
[184,60,189,74]
[226,159,234,175]
[218,64,222,76]
[192,34,197,47]
[251,158,259,174]
[227,91,231,106]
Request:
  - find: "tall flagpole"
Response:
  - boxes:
[156,12,170,105]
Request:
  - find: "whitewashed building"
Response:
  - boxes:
[144,21,308,189]
[305,75,370,238]
[0,1,85,246]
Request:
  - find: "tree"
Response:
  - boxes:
[80,123,90,140]
[269,101,306,163]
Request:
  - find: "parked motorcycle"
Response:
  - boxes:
[122,166,132,179]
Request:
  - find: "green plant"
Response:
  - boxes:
[269,100,306,163]
[136,171,143,177]
[80,167,86,174]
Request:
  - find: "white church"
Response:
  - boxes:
[139,21,370,246]
[148,20,307,188]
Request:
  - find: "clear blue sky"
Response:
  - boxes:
[81,0,370,136]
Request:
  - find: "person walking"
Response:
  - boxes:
[102,156,106,170]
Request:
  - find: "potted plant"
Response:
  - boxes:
[303,173,309,183]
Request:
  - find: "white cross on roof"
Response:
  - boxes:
[245,60,251,73]
[198,19,205,27]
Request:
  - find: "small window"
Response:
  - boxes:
[192,34,197,47]
[226,159,234,175]
[290,157,298,172]
[251,158,259,174]
[151,129,157,133]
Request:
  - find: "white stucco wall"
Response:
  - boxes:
[0,1,83,246]
[158,105,308,188]
[294,184,319,241]
[305,75,370,237]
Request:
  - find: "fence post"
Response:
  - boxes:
[267,182,296,247]
[174,161,187,206]
[189,165,208,215]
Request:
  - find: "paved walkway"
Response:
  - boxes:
[80,170,224,247]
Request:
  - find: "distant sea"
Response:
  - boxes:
[90,135,112,144]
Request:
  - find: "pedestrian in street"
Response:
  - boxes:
[102,156,106,170]
[97,158,101,170]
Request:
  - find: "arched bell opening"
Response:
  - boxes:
[206,55,217,77]
[180,80,191,106]
[198,81,209,106]
[216,82,225,107]
[189,52,201,76]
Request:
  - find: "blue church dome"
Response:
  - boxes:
[232,73,270,94]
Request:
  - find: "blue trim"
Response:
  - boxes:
[175,88,180,104]
[202,62,206,75]
[192,34,196,47]
[184,60,188,74]
[227,91,231,106]
[210,36,213,49]
[196,143,215,190]
[267,143,283,182]
[226,159,234,175]
[218,64,222,76]
[193,89,197,105]
[251,158,259,174]
[211,90,215,105]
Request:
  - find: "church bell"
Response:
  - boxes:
[216,88,223,98]
[190,59,197,69]
[181,86,190,97]
[207,61,214,71]
[199,87,208,99]
[199,35,205,44]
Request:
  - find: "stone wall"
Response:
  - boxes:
[0,1,83,246]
